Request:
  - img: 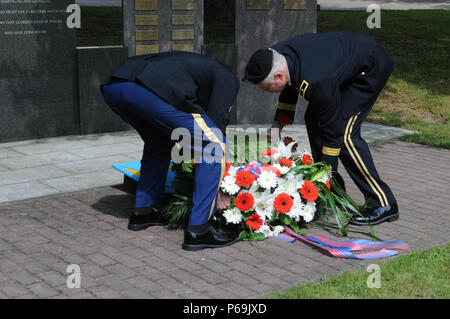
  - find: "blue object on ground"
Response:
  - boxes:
[112,161,176,193]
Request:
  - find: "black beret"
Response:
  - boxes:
[242,48,273,84]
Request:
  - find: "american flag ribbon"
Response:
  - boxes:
[277,227,411,260]
[240,161,264,178]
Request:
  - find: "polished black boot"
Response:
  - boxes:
[128,206,169,231]
[350,203,399,226]
[182,224,238,251]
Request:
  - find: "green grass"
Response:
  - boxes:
[318,10,450,149]
[76,8,450,148]
[270,244,450,299]
[76,6,123,47]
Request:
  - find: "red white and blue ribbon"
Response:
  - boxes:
[276,226,411,260]
[240,161,263,178]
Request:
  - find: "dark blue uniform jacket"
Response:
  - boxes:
[273,31,394,144]
[101,51,240,135]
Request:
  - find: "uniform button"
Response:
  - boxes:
[361,71,366,75]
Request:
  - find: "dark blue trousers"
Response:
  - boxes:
[305,43,397,209]
[102,80,227,232]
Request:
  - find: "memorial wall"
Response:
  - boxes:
[124,0,317,125]
[124,0,203,56]
[0,0,318,142]
[0,0,77,142]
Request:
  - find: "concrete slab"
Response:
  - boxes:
[10,140,94,156]
[67,143,141,160]
[0,166,71,187]
[0,152,85,170]
[0,181,60,203]
[54,155,136,174]
[0,148,24,159]
[41,170,123,193]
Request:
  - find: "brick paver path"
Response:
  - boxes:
[0,141,448,299]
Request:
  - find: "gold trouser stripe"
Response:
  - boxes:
[278,102,297,111]
[192,114,227,219]
[322,146,341,156]
[344,114,388,207]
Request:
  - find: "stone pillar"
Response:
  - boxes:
[235,0,317,125]
[124,0,204,56]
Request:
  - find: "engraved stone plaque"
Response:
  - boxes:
[284,0,307,10]
[135,15,159,26]
[172,29,194,40]
[135,0,158,11]
[172,14,195,25]
[136,30,159,41]
[172,43,195,52]
[172,0,195,11]
[136,45,159,55]
[247,0,270,10]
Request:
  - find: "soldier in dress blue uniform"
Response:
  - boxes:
[243,32,399,226]
[101,51,239,251]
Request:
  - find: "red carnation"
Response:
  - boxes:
[234,192,255,212]
[300,181,319,202]
[301,154,313,165]
[279,157,294,167]
[245,213,263,230]
[274,193,294,214]
[235,170,255,188]
[262,164,281,177]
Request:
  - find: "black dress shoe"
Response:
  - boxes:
[182,224,238,251]
[350,203,399,226]
[128,208,169,231]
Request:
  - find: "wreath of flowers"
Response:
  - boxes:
[160,137,367,241]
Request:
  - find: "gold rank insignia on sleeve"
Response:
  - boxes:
[322,146,341,156]
[299,80,309,99]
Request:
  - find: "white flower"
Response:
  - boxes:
[257,170,278,189]
[255,224,274,238]
[273,163,290,175]
[221,175,240,195]
[287,197,305,222]
[253,190,274,221]
[273,140,298,160]
[249,179,260,193]
[316,169,331,184]
[272,225,285,236]
[223,207,242,224]
[227,165,239,177]
[301,202,316,223]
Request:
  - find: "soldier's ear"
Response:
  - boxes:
[274,71,283,81]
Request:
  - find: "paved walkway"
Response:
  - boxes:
[0,124,414,204]
[0,138,448,299]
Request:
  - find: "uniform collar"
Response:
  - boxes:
[284,54,298,90]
